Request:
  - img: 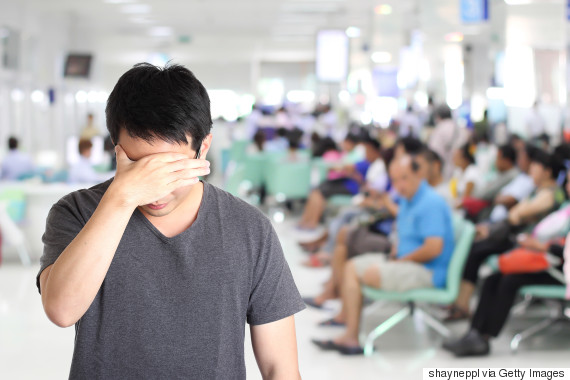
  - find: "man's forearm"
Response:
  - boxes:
[41,184,135,327]
[399,242,440,263]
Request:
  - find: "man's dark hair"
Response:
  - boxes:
[8,136,18,150]
[435,104,452,120]
[276,127,288,138]
[344,133,360,144]
[530,148,564,179]
[420,147,443,166]
[396,136,424,155]
[361,137,381,152]
[78,139,93,155]
[498,144,517,164]
[106,62,212,151]
[459,143,475,165]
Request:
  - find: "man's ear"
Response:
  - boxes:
[198,133,213,159]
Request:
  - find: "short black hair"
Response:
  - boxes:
[396,137,424,155]
[420,148,443,166]
[8,136,18,150]
[276,127,288,138]
[361,137,381,152]
[435,104,452,120]
[459,143,475,165]
[498,144,517,163]
[106,62,212,151]
[530,148,564,179]
[344,133,360,144]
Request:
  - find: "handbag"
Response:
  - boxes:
[498,248,561,274]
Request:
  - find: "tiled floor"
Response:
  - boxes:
[1,207,569,379]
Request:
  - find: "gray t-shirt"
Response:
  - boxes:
[37,179,306,380]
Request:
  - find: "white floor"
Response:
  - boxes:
[1,209,569,379]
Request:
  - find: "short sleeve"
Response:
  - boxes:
[36,202,85,294]
[417,199,448,241]
[247,223,306,325]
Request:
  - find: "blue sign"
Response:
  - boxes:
[460,0,489,23]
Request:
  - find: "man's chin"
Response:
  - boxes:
[141,204,172,217]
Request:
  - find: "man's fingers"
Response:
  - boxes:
[166,159,210,173]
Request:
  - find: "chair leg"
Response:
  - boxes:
[17,244,31,266]
[512,294,533,316]
[415,307,451,338]
[510,317,559,353]
[363,305,411,357]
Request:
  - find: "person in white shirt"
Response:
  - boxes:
[398,106,422,138]
[1,137,34,180]
[525,101,546,141]
[428,105,469,180]
[489,144,536,222]
[452,144,482,203]
[68,139,110,184]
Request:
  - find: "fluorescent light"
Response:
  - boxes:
[504,0,531,4]
[31,90,44,103]
[75,90,87,103]
[121,4,151,14]
[87,91,98,103]
[148,27,173,37]
[11,88,24,102]
[371,51,392,63]
[486,87,505,99]
[374,5,392,15]
[338,90,350,103]
[345,26,361,38]
[286,90,315,103]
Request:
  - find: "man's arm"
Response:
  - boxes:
[250,316,302,380]
[508,190,554,225]
[398,237,443,263]
[39,146,210,327]
[494,194,518,209]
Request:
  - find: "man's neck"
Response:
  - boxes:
[429,176,443,188]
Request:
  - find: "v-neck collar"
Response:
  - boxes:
[133,180,209,244]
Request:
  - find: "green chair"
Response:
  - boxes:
[328,194,354,207]
[224,163,249,197]
[0,188,26,224]
[264,160,311,201]
[361,215,476,356]
[228,140,249,163]
[510,278,568,353]
[243,153,266,188]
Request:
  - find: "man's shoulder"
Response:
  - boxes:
[204,181,272,228]
[55,179,113,212]
[420,185,450,211]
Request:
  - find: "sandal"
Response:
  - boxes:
[318,318,346,327]
[442,305,470,322]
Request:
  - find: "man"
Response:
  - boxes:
[67,139,112,184]
[37,63,305,379]
[414,148,453,205]
[445,148,565,321]
[427,104,469,180]
[488,144,536,222]
[311,155,455,354]
[1,136,34,180]
[472,144,519,202]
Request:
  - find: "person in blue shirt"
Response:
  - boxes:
[312,154,455,355]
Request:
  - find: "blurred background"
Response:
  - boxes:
[1,0,570,379]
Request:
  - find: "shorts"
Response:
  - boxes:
[352,253,433,292]
[346,225,391,259]
[318,179,353,199]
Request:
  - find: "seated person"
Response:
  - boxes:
[68,139,111,184]
[462,144,519,219]
[445,148,566,321]
[451,143,482,206]
[444,231,567,357]
[295,138,377,236]
[488,144,536,222]
[264,127,289,152]
[311,155,455,354]
[1,136,34,180]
